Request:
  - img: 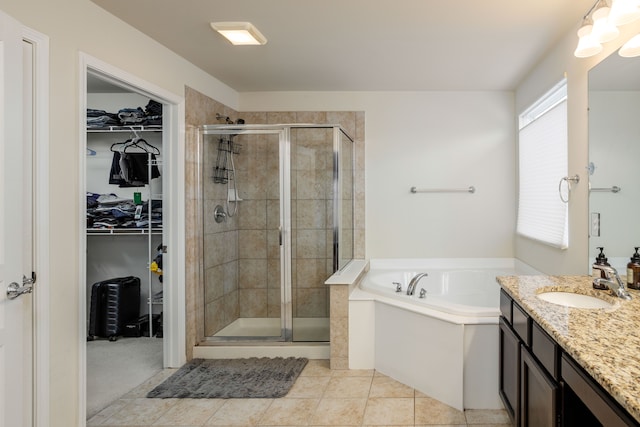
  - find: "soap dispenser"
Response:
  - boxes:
[592,247,611,290]
[627,247,640,290]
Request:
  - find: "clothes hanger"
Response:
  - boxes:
[110,138,132,152]
[123,138,160,155]
[124,126,160,154]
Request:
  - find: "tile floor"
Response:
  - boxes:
[88,359,512,427]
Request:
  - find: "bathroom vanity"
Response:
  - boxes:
[497,275,640,426]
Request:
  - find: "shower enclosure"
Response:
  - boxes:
[198,124,354,343]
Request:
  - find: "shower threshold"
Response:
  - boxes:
[195,317,331,360]
[213,317,329,342]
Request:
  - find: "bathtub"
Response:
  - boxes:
[348,258,539,411]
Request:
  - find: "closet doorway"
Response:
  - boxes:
[80,56,186,420]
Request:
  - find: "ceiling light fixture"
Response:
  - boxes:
[210,22,267,46]
[574,0,640,58]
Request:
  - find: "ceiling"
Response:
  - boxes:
[91,0,595,92]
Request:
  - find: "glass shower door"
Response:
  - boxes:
[201,127,288,341]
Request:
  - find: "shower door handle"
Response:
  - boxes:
[279,227,283,246]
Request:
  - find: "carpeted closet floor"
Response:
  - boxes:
[87,337,163,418]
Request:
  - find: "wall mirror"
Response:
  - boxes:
[588,52,640,271]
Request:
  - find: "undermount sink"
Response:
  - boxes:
[537,291,614,309]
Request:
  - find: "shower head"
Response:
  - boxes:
[215,113,234,124]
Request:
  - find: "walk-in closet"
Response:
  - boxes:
[85,73,166,418]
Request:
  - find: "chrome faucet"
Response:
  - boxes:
[592,265,632,300]
[407,273,428,296]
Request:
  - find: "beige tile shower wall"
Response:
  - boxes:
[235,131,278,319]
[185,87,241,355]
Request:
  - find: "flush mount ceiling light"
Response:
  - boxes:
[574,0,640,58]
[210,22,267,46]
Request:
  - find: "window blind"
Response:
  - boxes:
[517,81,568,249]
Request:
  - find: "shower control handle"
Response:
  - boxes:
[214,205,227,223]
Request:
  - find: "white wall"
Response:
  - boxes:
[240,91,516,258]
[514,18,640,275]
[0,1,239,426]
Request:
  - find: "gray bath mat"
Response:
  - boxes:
[146,357,308,399]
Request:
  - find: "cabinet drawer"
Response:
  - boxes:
[500,289,512,324]
[531,322,559,380]
[512,303,530,346]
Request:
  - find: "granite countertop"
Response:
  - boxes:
[497,275,640,423]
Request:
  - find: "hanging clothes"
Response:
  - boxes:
[109,138,161,187]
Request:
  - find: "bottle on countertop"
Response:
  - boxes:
[627,247,640,290]
[592,247,610,289]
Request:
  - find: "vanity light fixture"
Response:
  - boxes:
[619,33,640,56]
[574,0,640,58]
[575,17,603,57]
[609,0,640,25]
[591,1,620,42]
[210,22,267,45]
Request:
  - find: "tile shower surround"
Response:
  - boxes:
[185,86,365,361]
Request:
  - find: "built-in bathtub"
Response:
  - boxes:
[349,258,539,411]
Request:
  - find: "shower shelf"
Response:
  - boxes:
[213,136,242,184]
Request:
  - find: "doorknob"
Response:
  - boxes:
[6,274,35,300]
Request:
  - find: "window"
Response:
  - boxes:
[517,79,568,249]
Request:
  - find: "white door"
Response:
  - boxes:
[0,10,34,427]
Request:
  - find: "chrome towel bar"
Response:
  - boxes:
[410,186,476,194]
[590,185,621,193]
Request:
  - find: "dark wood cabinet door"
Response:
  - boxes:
[499,317,520,425]
[521,345,558,427]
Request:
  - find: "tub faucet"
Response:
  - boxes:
[592,265,632,300]
[407,273,428,296]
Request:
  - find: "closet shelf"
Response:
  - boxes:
[87,228,162,236]
[87,125,162,133]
